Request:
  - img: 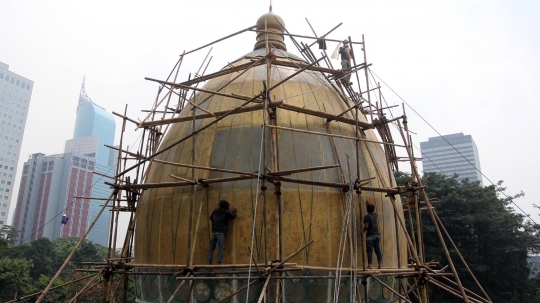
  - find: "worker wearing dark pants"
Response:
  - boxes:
[339,40,354,85]
[207,200,237,264]
[363,203,382,269]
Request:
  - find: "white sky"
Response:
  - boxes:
[2,0,540,238]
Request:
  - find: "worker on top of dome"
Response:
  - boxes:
[339,40,354,85]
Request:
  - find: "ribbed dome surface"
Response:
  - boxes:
[134,50,406,269]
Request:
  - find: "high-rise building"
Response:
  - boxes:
[65,78,116,246]
[420,132,483,185]
[0,62,33,227]
[12,152,95,243]
[12,79,115,245]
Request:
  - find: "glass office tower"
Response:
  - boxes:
[64,78,116,246]
[420,132,483,185]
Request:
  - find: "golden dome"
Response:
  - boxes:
[135,54,405,268]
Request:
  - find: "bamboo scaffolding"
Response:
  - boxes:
[35,16,493,303]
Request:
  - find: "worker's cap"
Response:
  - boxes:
[343,39,349,43]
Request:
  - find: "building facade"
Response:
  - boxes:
[0,62,33,227]
[12,79,115,245]
[12,152,95,243]
[420,132,483,185]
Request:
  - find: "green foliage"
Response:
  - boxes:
[0,257,33,302]
[0,225,19,246]
[23,238,56,281]
[396,171,540,302]
[0,236,127,302]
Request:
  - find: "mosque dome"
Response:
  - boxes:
[134,11,406,303]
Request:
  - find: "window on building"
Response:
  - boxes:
[16,80,20,86]
[0,73,3,79]
[0,221,3,224]
[21,83,25,89]
[2,203,5,207]
[5,76,9,82]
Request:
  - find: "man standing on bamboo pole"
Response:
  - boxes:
[363,203,382,269]
[339,39,354,85]
[207,200,237,264]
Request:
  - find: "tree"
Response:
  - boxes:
[396,171,540,302]
[23,237,56,281]
[0,225,19,246]
[52,237,108,268]
[0,257,33,302]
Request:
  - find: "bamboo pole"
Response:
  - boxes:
[427,279,484,303]
[155,159,257,176]
[324,124,346,183]
[396,120,468,303]
[250,27,355,45]
[183,25,256,56]
[371,275,412,303]
[267,164,340,176]
[279,103,372,128]
[169,174,197,184]
[266,124,405,147]
[256,275,272,303]
[438,276,491,303]
[433,209,493,302]
[188,190,205,266]
[167,272,191,303]
[144,77,264,104]
[6,273,100,303]
[66,271,103,303]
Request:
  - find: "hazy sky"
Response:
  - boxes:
[2,0,540,232]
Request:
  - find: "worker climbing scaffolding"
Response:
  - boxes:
[339,39,354,85]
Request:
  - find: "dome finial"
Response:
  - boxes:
[254,10,287,51]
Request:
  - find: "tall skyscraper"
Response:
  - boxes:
[12,79,115,245]
[420,132,483,185]
[0,61,33,227]
[65,78,116,246]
